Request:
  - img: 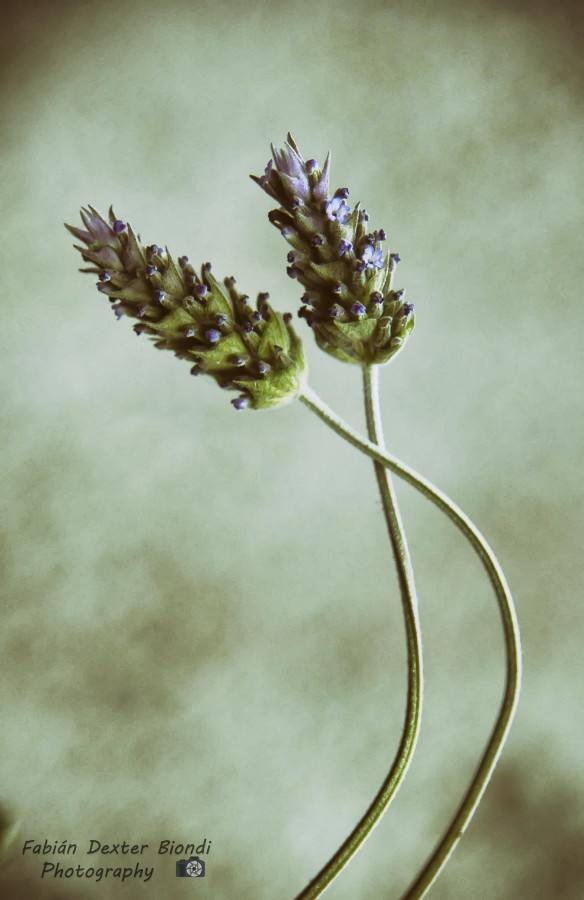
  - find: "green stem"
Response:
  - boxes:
[295,369,423,899]
[298,383,522,899]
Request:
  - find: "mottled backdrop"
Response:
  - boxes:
[1,0,583,897]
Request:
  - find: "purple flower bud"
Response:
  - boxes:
[146,264,158,277]
[184,327,196,338]
[332,282,343,294]
[195,284,208,297]
[390,252,401,265]
[281,227,297,239]
[290,196,302,209]
[300,292,312,304]
[215,314,227,326]
[178,255,189,268]
[354,260,366,273]
[98,271,111,282]
[190,364,203,376]
[402,303,414,316]
[287,251,297,263]
[335,188,350,199]
[243,322,254,333]
[287,265,298,279]
[137,306,147,318]
[338,239,353,256]
[258,292,270,302]
[306,159,319,173]
[311,234,325,247]
[154,290,165,304]
[133,324,145,336]
[97,283,109,293]
[257,361,270,375]
[203,262,212,272]
[330,304,343,318]
[113,220,126,235]
[113,306,124,320]
[394,289,405,300]
[370,291,384,304]
[377,229,387,241]
[351,302,366,317]
[233,357,246,367]
[360,210,370,222]
[231,395,250,411]
[206,329,221,343]
[251,311,262,323]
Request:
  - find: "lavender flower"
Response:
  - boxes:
[361,245,384,270]
[66,206,306,410]
[252,134,415,366]
[325,197,351,225]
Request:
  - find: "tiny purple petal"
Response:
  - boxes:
[195,284,208,297]
[361,245,384,270]
[338,239,353,256]
[330,304,343,318]
[402,303,414,315]
[257,361,270,375]
[370,291,384,304]
[215,314,227,326]
[98,271,111,282]
[325,196,351,224]
[146,264,158,277]
[154,290,165,303]
[351,302,366,317]
[232,395,250,410]
[184,327,196,338]
[306,159,318,173]
[113,220,126,235]
[206,329,221,343]
[390,252,401,265]
[335,188,350,199]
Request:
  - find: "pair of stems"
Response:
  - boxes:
[294,366,522,899]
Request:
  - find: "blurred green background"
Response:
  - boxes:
[1,0,583,897]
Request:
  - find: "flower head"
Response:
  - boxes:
[66,207,306,410]
[252,137,415,367]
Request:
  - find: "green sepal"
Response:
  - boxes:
[160,252,186,295]
[147,307,196,339]
[200,333,248,370]
[309,260,348,284]
[258,314,291,358]
[234,366,306,409]
[334,318,377,344]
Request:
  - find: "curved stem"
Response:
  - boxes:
[298,383,522,899]
[295,369,423,899]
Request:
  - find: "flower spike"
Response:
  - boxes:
[66,207,306,410]
[252,136,415,366]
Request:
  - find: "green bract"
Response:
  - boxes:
[66,207,306,410]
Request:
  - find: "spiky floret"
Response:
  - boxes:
[66,207,306,410]
[251,134,415,366]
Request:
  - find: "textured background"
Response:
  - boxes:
[1,0,583,897]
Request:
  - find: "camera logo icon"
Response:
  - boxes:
[176,855,206,878]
